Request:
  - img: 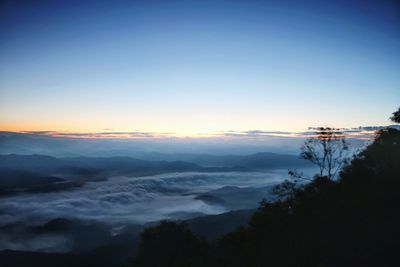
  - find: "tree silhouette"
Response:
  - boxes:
[132,221,209,267]
[390,107,400,123]
[300,127,350,180]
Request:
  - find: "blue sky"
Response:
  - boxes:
[1,0,399,136]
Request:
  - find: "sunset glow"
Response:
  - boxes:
[1,1,399,135]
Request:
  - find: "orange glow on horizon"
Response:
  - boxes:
[0,124,378,141]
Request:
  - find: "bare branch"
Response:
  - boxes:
[299,127,351,180]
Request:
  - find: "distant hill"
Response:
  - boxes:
[0,152,310,195]
[127,151,311,169]
[0,154,201,195]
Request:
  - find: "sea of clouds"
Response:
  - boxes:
[1,170,299,252]
[0,171,291,227]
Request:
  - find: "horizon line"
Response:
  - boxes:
[1,125,398,140]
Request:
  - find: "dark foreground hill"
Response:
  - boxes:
[0,209,255,267]
[131,128,400,267]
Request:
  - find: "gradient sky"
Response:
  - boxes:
[1,0,399,136]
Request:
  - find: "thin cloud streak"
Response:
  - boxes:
[19,131,172,139]
[8,124,399,141]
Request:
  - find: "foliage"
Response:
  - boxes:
[271,179,298,199]
[132,221,210,267]
[390,107,400,123]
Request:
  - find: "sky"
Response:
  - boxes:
[0,0,399,137]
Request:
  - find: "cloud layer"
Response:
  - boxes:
[0,171,290,228]
[9,124,397,140]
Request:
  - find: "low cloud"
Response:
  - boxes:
[7,124,399,141]
[0,170,296,252]
[19,131,173,139]
[223,130,294,137]
[221,125,400,140]
[0,171,287,233]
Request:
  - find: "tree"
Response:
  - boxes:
[300,127,350,180]
[133,221,209,267]
[390,107,400,123]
